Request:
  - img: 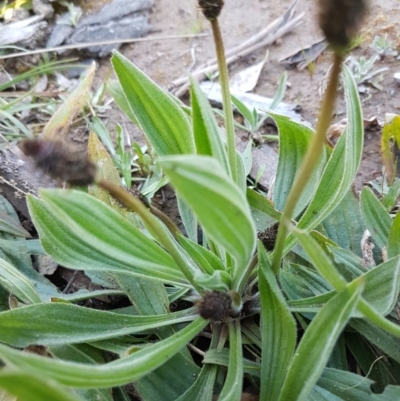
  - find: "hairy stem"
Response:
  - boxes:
[211,18,237,183]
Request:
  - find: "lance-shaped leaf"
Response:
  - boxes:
[217,320,243,401]
[278,278,364,401]
[111,52,194,155]
[0,303,197,347]
[0,371,84,401]
[190,77,229,174]
[0,257,41,305]
[27,190,188,286]
[361,186,392,249]
[272,113,327,218]
[0,317,207,388]
[259,244,296,400]
[42,63,95,140]
[388,212,400,259]
[282,65,364,255]
[316,367,400,400]
[160,155,256,278]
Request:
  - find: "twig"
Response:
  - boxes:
[0,33,208,60]
[172,13,304,97]
[172,0,300,88]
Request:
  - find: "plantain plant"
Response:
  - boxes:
[1,0,400,400]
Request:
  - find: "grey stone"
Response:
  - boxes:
[67,15,150,57]
[47,0,153,57]
[33,0,54,19]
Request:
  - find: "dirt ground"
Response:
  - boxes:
[2,0,400,211]
[91,0,400,190]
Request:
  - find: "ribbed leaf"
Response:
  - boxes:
[247,188,281,231]
[43,63,95,139]
[0,196,30,237]
[28,190,188,286]
[190,77,229,173]
[178,235,225,275]
[361,186,392,249]
[273,113,326,217]
[0,303,196,346]
[217,320,243,401]
[111,52,194,155]
[259,244,296,400]
[175,365,217,401]
[283,65,363,255]
[160,156,256,280]
[0,318,207,388]
[0,257,41,305]
[108,80,139,126]
[322,189,365,257]
[388,212,400,258]
[278,278,364,401]
[315,367,400,400]
[0,371,83,401]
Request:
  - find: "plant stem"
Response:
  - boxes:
[98,179,202,292]
[271,53,343,274]
[211,18,237,183]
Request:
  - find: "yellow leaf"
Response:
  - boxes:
[381,113,400,184]
[42,63,96,139]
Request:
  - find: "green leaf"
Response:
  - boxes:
[217,320,243,401]
[176,325,222,401]
[283,65,363,255]
[316,367,400,400]
[160,156,256,282]
[231,95,256,128]
[190,77,229,173]
[0,371,84,401]
[285,250,400,318]
[177,196,198,243]
[203,348,260,377]
[0,303,197,347]
[388,212,400,259]
[0,257,41,304]
[322,189,365,257]
[113,273,169,316]
[0,317,208,388]
[269,71,287,111]
[49,344,113,401]
[247,188,281,231]
[272,112,326,217]
[278,278,364,401]
[350,318,400,364]
[0,196,30,237]
[293,229,347,291]
[111,52,194,155]
[90,116,116,157]
[107,80,139,126]
[346,332,400,392]
[178,235,225,275]
[241,139,253,177]
[0,239,43,255]
[258,244,296,400]
[361,186,392,249]
[28,190,188,286]
[175,365,217,401]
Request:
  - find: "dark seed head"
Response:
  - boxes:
[197,290,232,321]
[258,222,279,251]
[20,139,97,186]
[318,0,367,51]
[198,0,224,21]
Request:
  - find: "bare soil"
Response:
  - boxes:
[92,0,400,190]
